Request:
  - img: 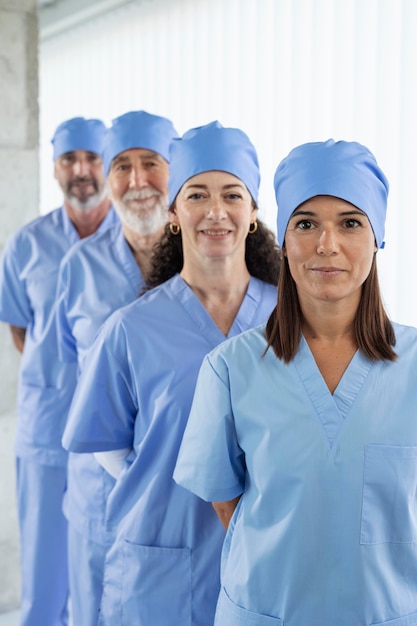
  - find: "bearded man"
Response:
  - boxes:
[0,117,118,626]
[54,110,178,626]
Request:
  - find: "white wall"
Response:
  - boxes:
[39,0,417,326]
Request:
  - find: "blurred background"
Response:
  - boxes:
[1,0,416,618]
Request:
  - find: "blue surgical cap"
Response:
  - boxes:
[168,121,260,206]
[51,117,106,161]
[273,139,389,249]
[103,111,178,176]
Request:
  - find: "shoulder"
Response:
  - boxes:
[60,222,121,268]
[209,324,268,365]
[392,322,417,354]
[6,208,61,245]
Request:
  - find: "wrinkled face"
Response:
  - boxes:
[284,195,376,308]
[108,148,169,236]
[54,150,107,212]
[171,170,257,265]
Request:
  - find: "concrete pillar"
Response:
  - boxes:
[0,0,39,612]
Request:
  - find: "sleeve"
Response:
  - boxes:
[62,313,137,453]
[0,235,32,327]
[55,259,78,363]
[174,351,246,503]
[94,448,133,479]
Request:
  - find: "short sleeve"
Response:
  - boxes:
[62,313,137,453]
[174,351,245,503]
[0,235,32,327]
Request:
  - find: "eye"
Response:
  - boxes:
[61,155,75,165]
[226,193,242,200]
[188,192,204,200]
[112,163,129,174]
[344,218,361,228]
[296,219,315,230]
[144,160,158,168]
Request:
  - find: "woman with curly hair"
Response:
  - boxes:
[63,120,280,625]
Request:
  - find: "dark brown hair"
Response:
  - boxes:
[265,253,396,363]
[144,217,281,291]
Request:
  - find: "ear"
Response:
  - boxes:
[169,205,178,224]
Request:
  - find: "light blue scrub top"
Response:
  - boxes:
[63,274,277,624]
[174,322,417,626]
[57,220,143,541]
[0,206,118,465]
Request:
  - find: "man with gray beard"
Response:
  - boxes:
[0,117,118,626]
[54,110,178,626]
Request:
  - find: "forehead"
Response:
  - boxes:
[56,149,100,161]
[111,148,165,165]
[184,170,245,188]
[293,195,365,215]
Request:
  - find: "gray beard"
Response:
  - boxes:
[66,185,108,213]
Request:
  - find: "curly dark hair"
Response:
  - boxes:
[144,218,281,291]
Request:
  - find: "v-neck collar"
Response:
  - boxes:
[168,274,262,349]
[293,335,372,447]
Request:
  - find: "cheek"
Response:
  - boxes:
[109,181,127,202]
[150,171,169,195]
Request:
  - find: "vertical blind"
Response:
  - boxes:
[40,0,417,325]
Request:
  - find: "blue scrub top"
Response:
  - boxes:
[0,206,118,465]
[56,220,144,541]
[175,323,417,626]
[63,274,277,624]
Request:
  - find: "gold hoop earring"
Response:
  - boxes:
[169,223,181,235]
[248,221,258,234]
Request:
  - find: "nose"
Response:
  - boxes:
[73,157,91,177]
[129,165,148,189]
[317,227,339,255]
[206,198,227,220]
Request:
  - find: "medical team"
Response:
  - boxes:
[0,111,416,626]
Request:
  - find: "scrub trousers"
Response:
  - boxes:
[16,458,69,626]
[68,524,108,626]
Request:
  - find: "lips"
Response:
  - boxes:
[201,229,230,236]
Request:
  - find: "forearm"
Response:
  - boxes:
[213,495,241,530]
[9,325,26,353]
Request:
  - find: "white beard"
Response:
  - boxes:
[112,189,168,236]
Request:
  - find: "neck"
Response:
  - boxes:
[299,291,360,343]
[300,297,358,394]
[65,197,112,239]
[122,223,165,280]
[181,259,251,336]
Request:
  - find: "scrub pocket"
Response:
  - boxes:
[121,542,192,626]
[361,444,417,544]
[370,608,417,625]
[216,587,283,625]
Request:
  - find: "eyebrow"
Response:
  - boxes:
[291,208,366,218]
[111,151,162,167]
[184,183,246,191]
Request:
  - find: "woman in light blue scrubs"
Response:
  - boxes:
[175,140,417,626]
[63,121,281,626]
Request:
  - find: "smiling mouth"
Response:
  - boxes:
[202,229,230,236]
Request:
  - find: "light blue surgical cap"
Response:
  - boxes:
[273,139,389,249]
[103,110,178,176]
[168,121,260,206]
[51,117,106,161]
